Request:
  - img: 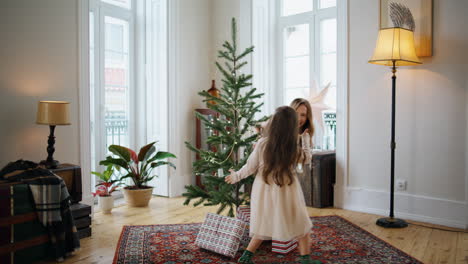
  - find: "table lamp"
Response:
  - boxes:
[368,27,422,228]
[36,101,71,169]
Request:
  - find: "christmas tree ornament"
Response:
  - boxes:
[207,80,220,106]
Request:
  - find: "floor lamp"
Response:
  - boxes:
[368,27,422,228]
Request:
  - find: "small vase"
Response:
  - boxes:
[207,80,220,106]
[99,195,114,214]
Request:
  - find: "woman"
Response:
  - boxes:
[290,98,315,166]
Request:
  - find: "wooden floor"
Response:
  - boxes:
[43,196,468,264]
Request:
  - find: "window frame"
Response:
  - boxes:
[276,0,337,106]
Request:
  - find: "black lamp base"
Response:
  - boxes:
[376,217,408,228]
[40,159,59,169]
[41,125,59,169]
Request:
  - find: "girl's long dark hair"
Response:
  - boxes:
[262,106,299,186]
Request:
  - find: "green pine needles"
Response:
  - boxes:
[183,18,268,217]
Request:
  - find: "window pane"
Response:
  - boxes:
[320,18,337,87]
[284,88,310,105]
[285,24,309,57]
[105,16,130,150]
[285,56,309,88]
[320,19,337,53]
[282,0,312,16]
[324,85,336,109]
[101,0,131,9]
[320,53,336,86]
[319,0,336,9]
[106,22,124,62]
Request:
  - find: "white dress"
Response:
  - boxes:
[231,138,312,241]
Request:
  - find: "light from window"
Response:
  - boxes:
[320,18,337,109]
[285,24,309,57]
[101,0,131,9]
[319,0,336,9]
[285,88,310,106]
[104,16,130,150]
[284,24,310,104]
[285,57,309,88]
[282,0,313,16]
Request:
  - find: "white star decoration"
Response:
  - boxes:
[309,82,333,130]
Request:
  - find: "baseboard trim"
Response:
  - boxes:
[338,186,468,229]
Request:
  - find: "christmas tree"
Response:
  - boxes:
[183,18,268,217]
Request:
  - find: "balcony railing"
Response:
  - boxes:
[103,110,336,152]
[323,112,336,150]
[105,111,128,149]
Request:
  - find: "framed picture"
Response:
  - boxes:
[380,0,433,57]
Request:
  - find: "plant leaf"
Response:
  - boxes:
[151,161,176,169]
[154,151,177,160]
[108,145,131,162]
[138,142,156,161]
[99,156,128,169]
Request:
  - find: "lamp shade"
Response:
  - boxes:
[36,101,71,125]
[368,27,421,66]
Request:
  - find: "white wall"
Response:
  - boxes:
[346,0,468,228]
[0,0,80,168]
[212,0,241,86]
[168,0,213,197]
[169,0,251,196]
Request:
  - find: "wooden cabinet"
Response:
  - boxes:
[50,163,82,204]
[0,164,91,263]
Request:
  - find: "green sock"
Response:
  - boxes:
[238,250,255,264]
[300,254,322,264]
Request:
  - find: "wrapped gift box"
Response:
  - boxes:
[272,239,298,254]
[236,205,251,222]
[236,206,298,254]
[195,213,246,258]
[236,206,251,246]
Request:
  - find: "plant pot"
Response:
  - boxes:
[122,187,154,207]
[99,195,114,214]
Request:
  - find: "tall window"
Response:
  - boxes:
[278,0,337,149]
[89,0,169,196]
[89,0,134,187]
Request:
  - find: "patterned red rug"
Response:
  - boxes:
[113,215,422,264]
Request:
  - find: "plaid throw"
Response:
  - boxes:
[0,160,81,261]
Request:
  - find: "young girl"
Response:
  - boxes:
[225,106,321,264]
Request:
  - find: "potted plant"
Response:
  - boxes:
[99,142,176,207]
[92,165,120,214]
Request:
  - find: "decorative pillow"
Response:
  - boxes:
[195,213,246,258]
